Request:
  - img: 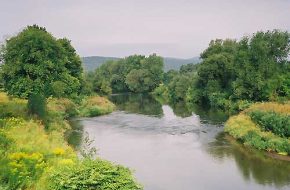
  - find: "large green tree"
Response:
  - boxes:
[1,25,83,116]
[233,30,290,101]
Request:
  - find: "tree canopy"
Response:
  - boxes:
[1,25,83,100]
[154,30,290,110]
[1,25,83,116]
[87,54,164,94]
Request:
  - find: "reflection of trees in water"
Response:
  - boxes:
[207,133,290,187]
[186,103,229,124]
[169,101,192,118]
[66,120,84,151]
[110,93,163,117]
[168,101,228,124]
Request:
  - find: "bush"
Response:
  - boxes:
[248,110,290,137]
[152,84,168,98]
[47,98,79,119]
[46,159,142,190]
[79,96,115,117]
[225,114,290,155]
[1,152,46,189]
[0,93,27,119]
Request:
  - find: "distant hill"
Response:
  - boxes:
[81,56,200,72]
[82,56,120,71]
[163,57,200,71]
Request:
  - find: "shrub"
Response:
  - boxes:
[225,114,290,155]
[248,110,290,137]
[79,96,115,117]
[1,152,46,189]
[0,131,13,155]
[47,98,79,119]
[152,84,168,98]
[46,158,142,190]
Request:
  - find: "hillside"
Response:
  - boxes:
[82,56,120,71]
[82,56,200,72]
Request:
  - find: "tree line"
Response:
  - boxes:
[154,30,290,111]
[0,26,289,114]
[84,54,164,94]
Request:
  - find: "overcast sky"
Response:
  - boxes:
[1,0,290,58]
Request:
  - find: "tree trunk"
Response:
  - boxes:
[28,93,47,119]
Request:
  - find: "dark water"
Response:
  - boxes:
[68,94,290,190]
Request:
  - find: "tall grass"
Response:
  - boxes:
[0,92,140,190]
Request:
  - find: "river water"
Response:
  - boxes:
[67,94,290,190]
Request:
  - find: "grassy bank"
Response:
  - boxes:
[0,92,141,190]
[225,102,290,156]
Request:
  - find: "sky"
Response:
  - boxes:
[0,0,290,58]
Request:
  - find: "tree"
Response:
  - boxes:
[140,54,164,90]
[233,30,290,101]
[1,25,83,116]
[125,69,153,92]
[168,75,192,101]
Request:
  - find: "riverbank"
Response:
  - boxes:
[225,102,290,157]
[0,92,141,189]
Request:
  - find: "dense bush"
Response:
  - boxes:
[46,159,142,190]
[248,110,290,138]
[225,114,290,155]
[225,103,290,155]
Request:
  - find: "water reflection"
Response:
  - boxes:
[109,93,163,117]
[207,133,290,188]
[110,93,228,124]
[66,120,84,150]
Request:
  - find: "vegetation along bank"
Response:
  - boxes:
[0,25,142,190]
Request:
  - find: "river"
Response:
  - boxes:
[67,93,290,190]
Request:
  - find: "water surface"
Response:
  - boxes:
[68,94,290,190]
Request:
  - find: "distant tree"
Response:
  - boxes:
[168,75,191,101]
[163,70,178,85]
[1,25,83,116]
[179,63,198,74]
[91,54,164,94]
[140,54,164,90]
[125,69,153,92]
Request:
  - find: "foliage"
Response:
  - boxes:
[248,111,290,138]
[1,25,83,116]
[0,117,76,189]
[87,54,164,94]
[152,84,169,99]
[168,75,192,101]
[79,96,115,117]
[0,92,137,189]
[45,159,142,190]
[225,103,290,155]
[232,31,290,101]
[156,30,290,111]
[0,92,27,119]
